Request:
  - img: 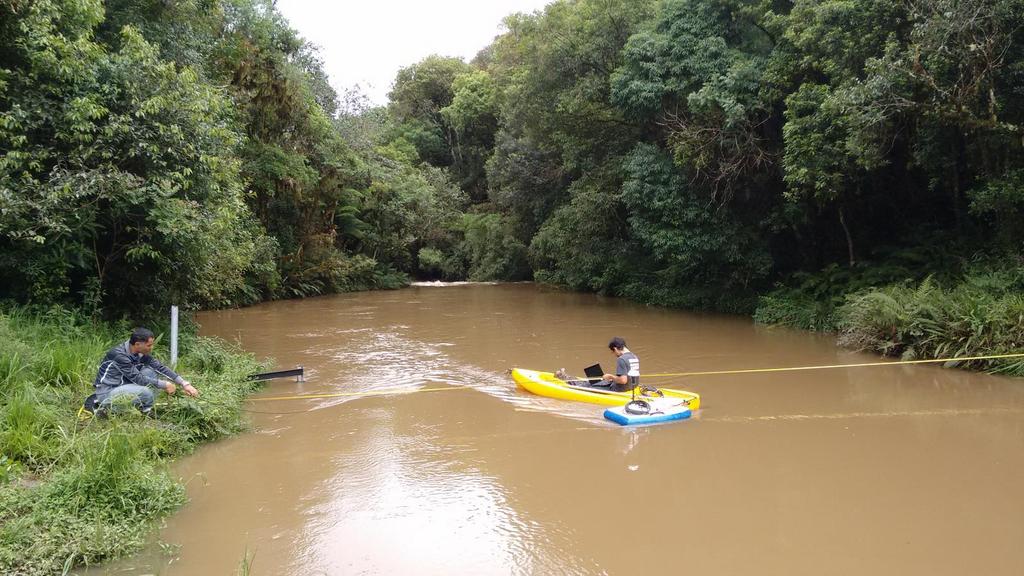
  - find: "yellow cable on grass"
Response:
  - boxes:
[642,352,1024,379]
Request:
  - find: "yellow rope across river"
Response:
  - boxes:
[642,352,1024,379]
[242,352,1024,402]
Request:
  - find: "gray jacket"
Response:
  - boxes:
[93,341,183,398]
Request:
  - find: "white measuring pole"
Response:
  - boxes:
[170,305,179,368]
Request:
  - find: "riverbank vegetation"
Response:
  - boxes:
[3,3,1023,331]
[0,307,263,574]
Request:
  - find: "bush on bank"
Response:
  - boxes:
[837,273,1024,376]
[0,307,264,575]
[754,265,1024,377]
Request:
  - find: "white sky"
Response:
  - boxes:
[275,0,554,107]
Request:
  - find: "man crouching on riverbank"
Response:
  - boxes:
[93,327,199,415]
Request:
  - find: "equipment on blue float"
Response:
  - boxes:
[603,396,692,425]
[601,370,692,425]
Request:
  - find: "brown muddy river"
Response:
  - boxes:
[86,283,1024,575]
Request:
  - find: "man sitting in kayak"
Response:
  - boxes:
[602,337,640,392]
[555,337,641,392]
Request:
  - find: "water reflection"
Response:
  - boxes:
[300,404,524,574]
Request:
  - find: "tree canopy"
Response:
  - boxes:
[3,0,1023,320]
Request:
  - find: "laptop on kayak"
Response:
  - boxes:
[584,363,607,385]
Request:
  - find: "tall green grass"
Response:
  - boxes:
[755,264,1024,376]
[0,307,264,575]
[237,547,257,576]
[838,274,1024,375]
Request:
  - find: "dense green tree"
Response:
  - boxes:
[619,144,771,306]
[0,0,272,314]
[529,165,628,293]
[458,212,531,281]
[387,55,471,167]
[484,0,657,281]
[609,0,781,284]
[611,0,778,199]
[97,0,223,69]
[213,0,376,297]
[441,70,499,201]
[359,155,467,275]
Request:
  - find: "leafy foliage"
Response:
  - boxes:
[968,168,1024,250]
[458,212,530,281]
[529,163,629,293]
[0,0,417,317]
[0,3,272,315]
[838,275,1024,375]
[620,144,771,297]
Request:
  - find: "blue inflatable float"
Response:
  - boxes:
[603,398,692,426]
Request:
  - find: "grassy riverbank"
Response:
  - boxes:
[754,265,1024,376]
[0,307,264,575]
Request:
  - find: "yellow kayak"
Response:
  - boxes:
[511,368,700,410]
